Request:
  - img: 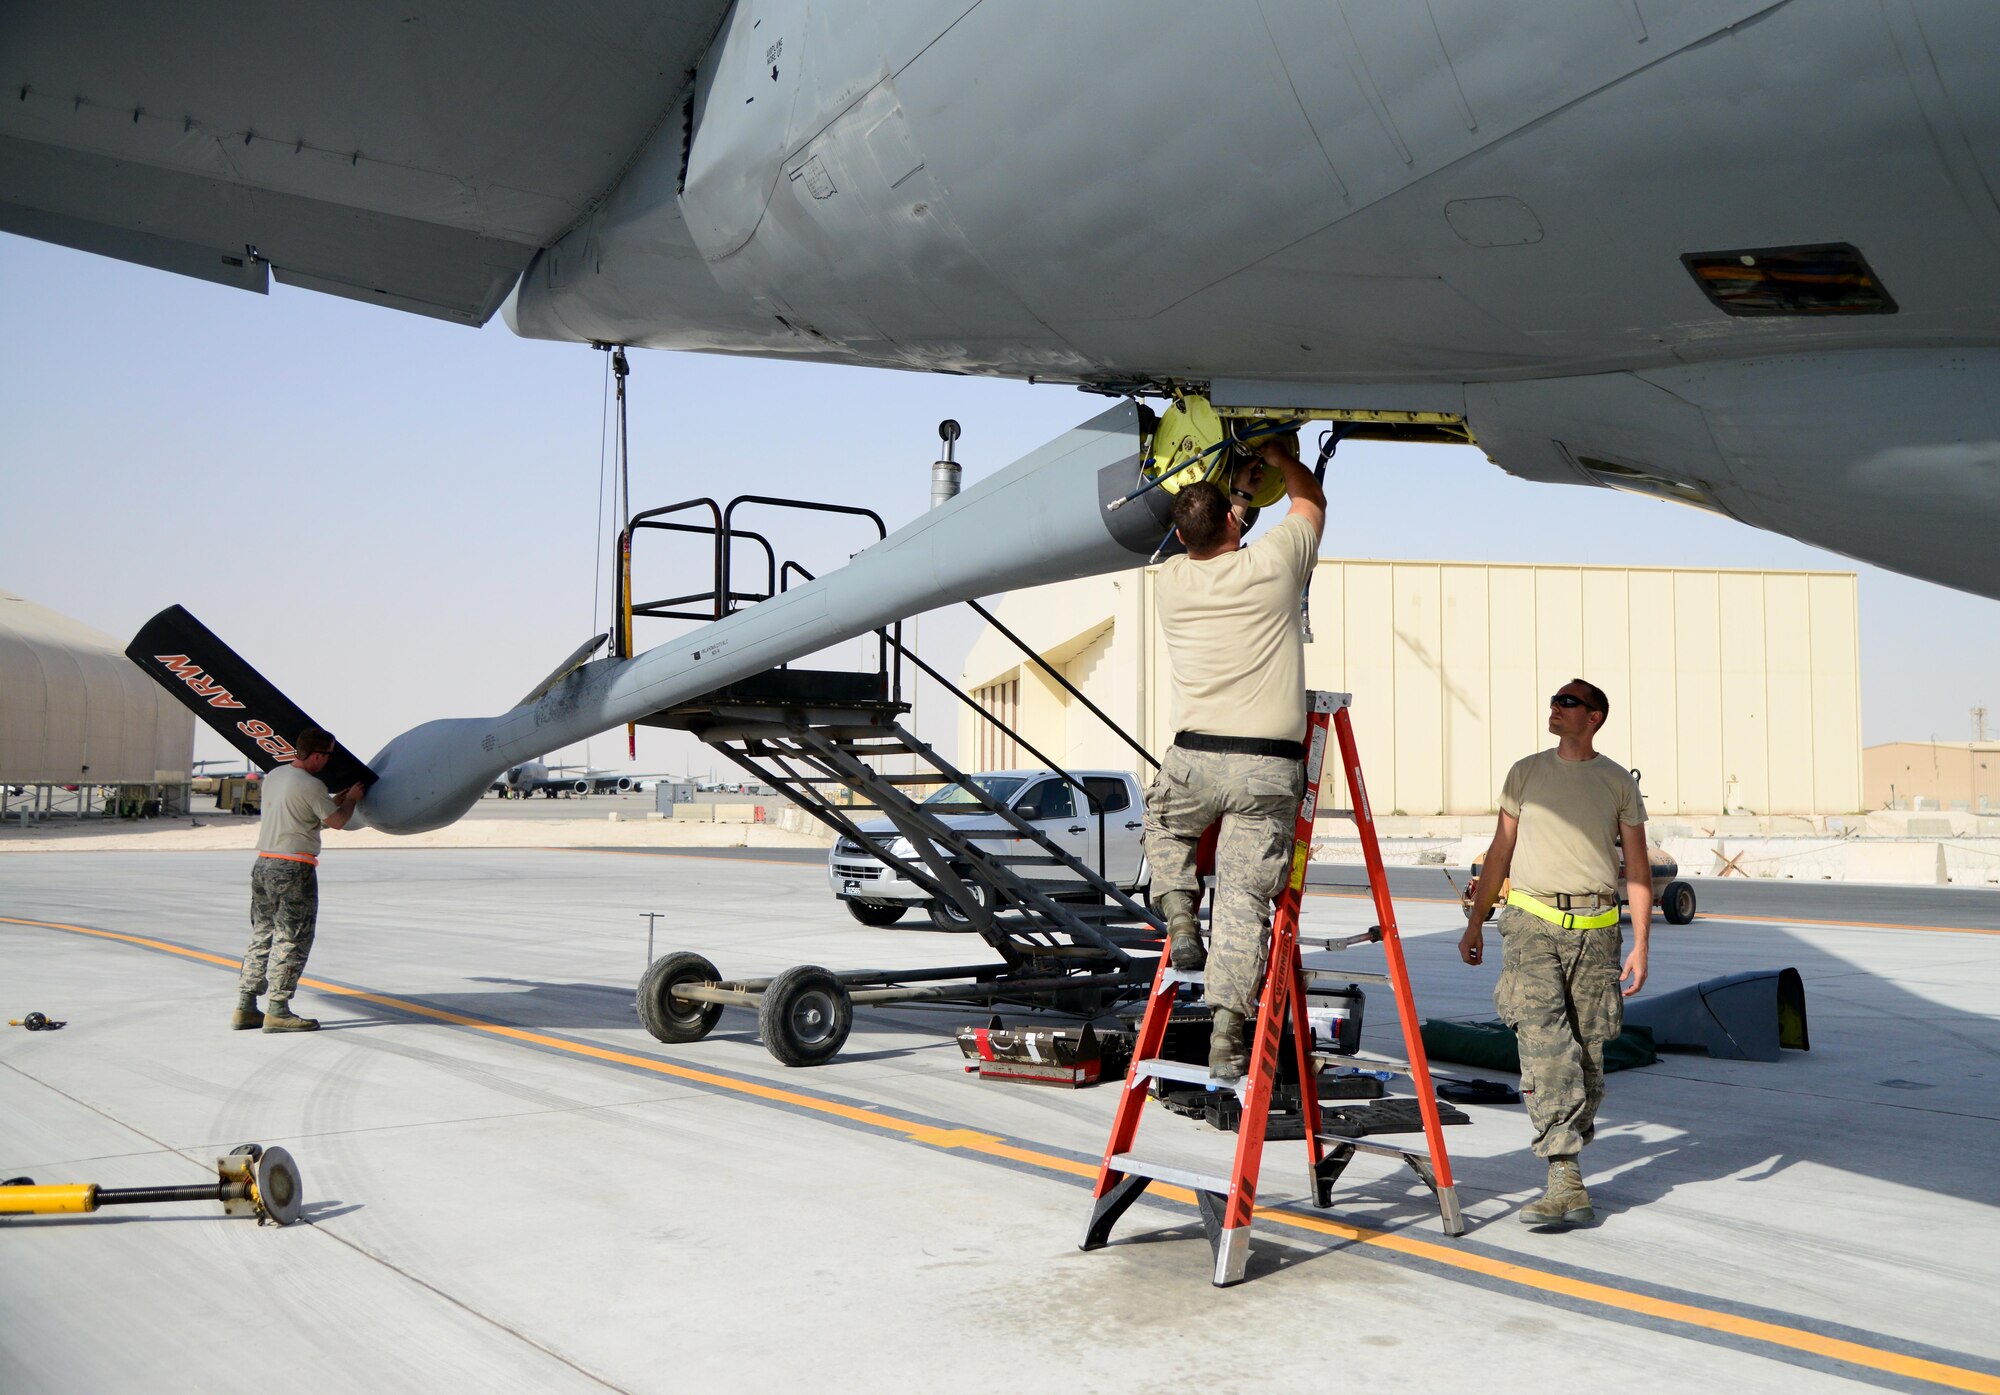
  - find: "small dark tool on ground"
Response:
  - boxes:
[0,1144,303,1225]
[8,1012,66,1031]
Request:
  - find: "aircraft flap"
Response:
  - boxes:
[125,605,377,792]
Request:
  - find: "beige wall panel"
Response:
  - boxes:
[1019,664,1067,771]
[1717,572,1771,815]
[1762,574,1816,813]
[1809,573,1863,810]
[1440,566,1494,813]
[1140,574,1165,760]
[1672,572,1724,812]
[1533,569,1585,707]
[1626,569,1681,813]
[1391,566,1445,815]
[1340,564,1397,817]
[1580,568,1641,778]
[1301,563,1349,810]
[1488,568,1542,788]
[978,558,1859,817]
[1060,626,1118,769]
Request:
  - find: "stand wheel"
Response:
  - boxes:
[759,965,853,1067]
[1661,880,1697,925]
[638,951,724,1043]
[845,899,907,926]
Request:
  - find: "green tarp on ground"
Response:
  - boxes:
[1420,1018,1658,1074]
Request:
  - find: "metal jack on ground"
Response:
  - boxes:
[0,1144,304,1226]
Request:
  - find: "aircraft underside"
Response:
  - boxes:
[6,4,2000,598]
[497,0,2000,601]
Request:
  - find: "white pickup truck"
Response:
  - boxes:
[827,769,1150,931]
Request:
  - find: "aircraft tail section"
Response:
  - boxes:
[125,605,378,793]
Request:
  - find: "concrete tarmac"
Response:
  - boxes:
[3,848,1996,1394]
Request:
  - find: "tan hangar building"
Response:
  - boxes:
[1863,742,2000,813]
[960,559,1862,818]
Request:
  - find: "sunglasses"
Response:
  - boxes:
[1549,694,1600,711]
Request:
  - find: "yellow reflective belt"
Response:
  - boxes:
[1506,888,1620,931]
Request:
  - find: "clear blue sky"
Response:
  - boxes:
[5,236,1996,778]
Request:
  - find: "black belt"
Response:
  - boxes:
[1174,731,1304,760]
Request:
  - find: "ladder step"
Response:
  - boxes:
[1304,968,1392,987]
[1160,967,1204,985]
[1133,1057,1247,1097]
[1106,1152,1232,1196]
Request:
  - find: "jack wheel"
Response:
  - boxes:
[759,965,853,1067]
[638,951,724,1044]
[845,899,907,927]
[1661,880,1697,925]
[927,877,991,932]
[255,1146,304,1226]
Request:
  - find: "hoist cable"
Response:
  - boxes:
[588,349,612,644]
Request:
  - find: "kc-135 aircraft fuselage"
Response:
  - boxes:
[7,1,1999,826]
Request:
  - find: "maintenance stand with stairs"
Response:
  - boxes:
[620,489,1168,1066]
[1081,692,1466,1286]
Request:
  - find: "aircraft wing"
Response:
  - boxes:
[0,3,730,324]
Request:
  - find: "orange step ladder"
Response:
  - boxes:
[1080,691,1465,1285]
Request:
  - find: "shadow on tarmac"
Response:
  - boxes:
[1376,900,2000,1222]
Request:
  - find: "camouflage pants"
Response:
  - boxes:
[1142,746,1303,1017]
[241,858,318,1008]
[1493,904,1624,1158]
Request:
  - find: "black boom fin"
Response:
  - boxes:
[125,605,377,792]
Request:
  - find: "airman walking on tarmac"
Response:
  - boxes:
[1460,678,1652,1226]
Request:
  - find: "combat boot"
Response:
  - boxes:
[1208,1008,1248,1082]
[1519,1155,1594,1226]
[261,1005,320,1033]
[1159,891,1206,971]
[230,995,263,1030]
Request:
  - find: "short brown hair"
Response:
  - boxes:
[1172,480,1231,551]
[294,727,335,756]
[1570,679,1609,718]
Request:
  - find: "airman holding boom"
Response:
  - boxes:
[1142,438,1326,1080]
[234,728,363,1033]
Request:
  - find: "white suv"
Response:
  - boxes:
[828,769,1150,930]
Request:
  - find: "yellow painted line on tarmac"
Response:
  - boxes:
[7,910,1998,1393]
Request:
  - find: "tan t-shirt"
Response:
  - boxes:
[1155,512,1320,743]
[1500,749,1646,902]
[256,763,340,860]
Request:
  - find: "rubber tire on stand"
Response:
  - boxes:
[927,876,991,932]
[637,951,725,1044]
[1661,880,1697,925]
[845,899,907,926]
[758,965,853,1067]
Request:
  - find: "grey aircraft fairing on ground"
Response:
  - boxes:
[7,1,2000,830]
